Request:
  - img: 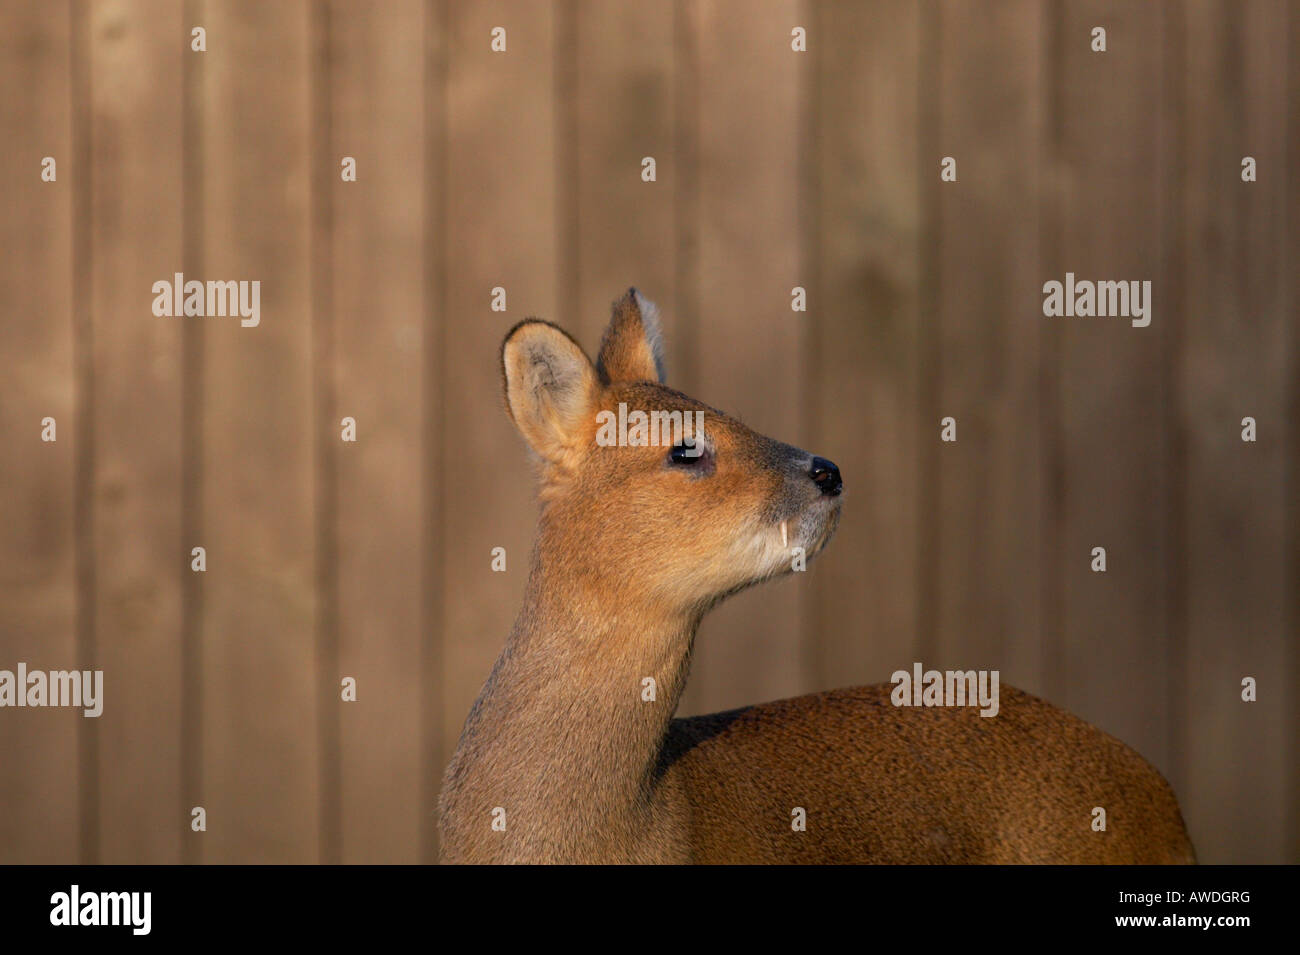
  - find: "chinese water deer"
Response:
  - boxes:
[438,289,1195,865]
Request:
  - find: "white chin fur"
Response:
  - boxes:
[744,518,804,579]
[724,510,832,585]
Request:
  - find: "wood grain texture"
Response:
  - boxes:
[439,0,557,812]
[1179,0,1291,864]
[196,0,320,863]
[570,0,676,352]
[0,0,1293,864]
[0,0,79,864]
[325,0,428,864]
[930,0,1048,695]
[1288,0,1300,870]
[87,0,185,864]
[684,0,809,714]
[1048,0,1174,786]
[807,0,925,695]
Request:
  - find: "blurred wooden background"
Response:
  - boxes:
[0,0,1294,864]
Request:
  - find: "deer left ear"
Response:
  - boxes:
[501,320,601,464]
[596,288,666,385]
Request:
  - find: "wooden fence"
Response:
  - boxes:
[0,0,1294,863]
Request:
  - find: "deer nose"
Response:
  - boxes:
[809,456,842,497]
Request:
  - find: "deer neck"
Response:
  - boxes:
[442,536,698,861]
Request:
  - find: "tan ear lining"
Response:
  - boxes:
[501,319,601,462]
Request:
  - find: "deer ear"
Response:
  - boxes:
[501,320,601,462]
[596,288,666,385]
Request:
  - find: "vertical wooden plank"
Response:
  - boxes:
[1048,0,1173,778]
[570,1,676,351]
[1289,0,1300,869]
[0,0,79,863]
[198,0,319,863]
[572,0,713,695]
[931,1,1048,692]
[1180,0,1290,864]
[327,0,426,863]
[672,0,701,398]
[440,0,557,804]
[421,0,449,864]
[179,0,205,865]
[808,1,924,693]
[70,0,96,866]
[88,0,184,863]
[679,0,807,712]
[553,0,577,337]
[309,0,340,868]
[1038,0,1068,714]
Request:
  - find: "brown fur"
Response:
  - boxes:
[664,685,1194,863]
[438,289,1195,865]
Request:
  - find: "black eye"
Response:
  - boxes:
[669,439,706,466]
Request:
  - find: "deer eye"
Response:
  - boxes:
[668,439,708,467]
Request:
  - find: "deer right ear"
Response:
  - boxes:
[501,320,601,463]
[597,288,666,385]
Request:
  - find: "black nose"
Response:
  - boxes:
[809,456,842,497]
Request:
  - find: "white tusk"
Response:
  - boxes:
[780,520,788,549]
